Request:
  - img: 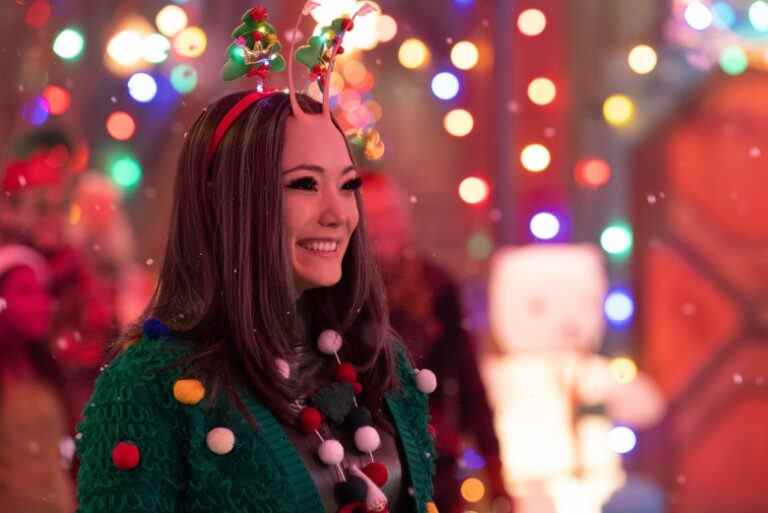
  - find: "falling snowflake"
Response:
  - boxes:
[733,373,743,384]
[749,147,761,158]
[647,194,657,204]
[146,258,155,266]
[409,195,418,204]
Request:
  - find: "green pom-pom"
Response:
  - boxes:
[311,383,355,425]
[221,60,249,81]
[269,54,286,72]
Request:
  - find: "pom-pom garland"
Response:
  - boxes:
[354,426,381,453]
[336,362,358,383]
[318,439,345,465]
[143,317,171,339]
[299,407,324,434]
[335,476,368,504]
[112,441,140,470]
[173,379,206,405]
[347,406,373,430]
[318,329,343,354]
[362,462,388,487]
[206,427,236,455]
[415,369,438,394]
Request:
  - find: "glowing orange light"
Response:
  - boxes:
[460,478,486,503]
[106,111,136,141]
[574,158,611,188]
[42,85,71,115]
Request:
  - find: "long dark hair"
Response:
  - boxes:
[121,92,397,428]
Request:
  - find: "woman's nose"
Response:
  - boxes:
[318,188,346,227]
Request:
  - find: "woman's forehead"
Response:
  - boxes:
[281,116,352,170]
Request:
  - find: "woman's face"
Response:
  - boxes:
[281,117,361,295]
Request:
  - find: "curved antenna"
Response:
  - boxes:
[288,2,320,122]
[322,3,378,117]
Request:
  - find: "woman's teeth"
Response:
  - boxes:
[299,240,339,253]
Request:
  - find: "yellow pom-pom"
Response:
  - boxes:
[426,501,439,513]
[265,33,278,45]
[173,379,205,405]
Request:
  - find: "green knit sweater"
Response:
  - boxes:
[75,335,437,513]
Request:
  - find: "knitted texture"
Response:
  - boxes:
[75,336,436,513]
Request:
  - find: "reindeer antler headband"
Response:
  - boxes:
[207,2,378,162]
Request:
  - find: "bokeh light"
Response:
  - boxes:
[610,357,638,384]
[376,14,398,42]
[574,158,611,188]
[431,72,460,100]
[530,212,560,240]
[749,1,768,31]
[53,28,85,61]
[459,177,489,204]
[107,30,144,66]
[460,478,486,503]
[520,143,551,172]
[127,73,158,103]
[143,33,171,63]
[720,45,748,75]
[467,232,494,260]
[25,0,51,28]
[608,426,637,454]
[106,111,136,141]
[451,41,479,70]
[603,94,635,127]
[713,1,736,27]
[399,38,430,69]
[684,1,713,30]
[527,77,556,105]
[444,109,474,137]
[604,289,635,326]
[174,26,207,58]
[628,44,658,74]
[108,154,143,190]
[342,60,368,87]
[42,86,71,115]
[518,8,547,36]
[170,64,198,94]
[156,4,188,37]
[600,222,633,257]
[22,97,50,126]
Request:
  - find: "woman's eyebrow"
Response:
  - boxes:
[282,164,358,174]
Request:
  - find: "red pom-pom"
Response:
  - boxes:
[252,31,264,41]
[112,441,140,470]
[427,423,437,440]
[352,382,363,395]
[342,18,354,31]
[299,407,323,434]
[362,462,389,487]
[312,64,324,74]
[336,362,358,384]
[248,6,268,22]
[336,46,345,55]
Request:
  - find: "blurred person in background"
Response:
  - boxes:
[0,241,75,511]
[361,171,513,513]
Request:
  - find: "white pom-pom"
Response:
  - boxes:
[275,358,291,379]
[206,427,235,455]
[354,426,381,453]
[317,329,343,355]
[415,369,438,394]
[318,439,345,465]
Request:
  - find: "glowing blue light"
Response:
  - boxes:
[604,289,634,326]
[712,2,736,28]
[127,73,158,103]
[459,448,486,470]
[22,97,50,126]
[431,72,460,101]
[749,1,768,31]
[684,1,713,30]
[530,212,560,240]
[453,0,474,5]
[608,426,637,454]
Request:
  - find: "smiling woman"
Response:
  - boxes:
[74,7,438,509]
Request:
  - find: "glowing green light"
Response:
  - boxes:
[109,154,142,190]
[600,222,633,259]
[720,45,748,75]
[170,64,198,94]
[53,28,85,61]
[467,232,494,260]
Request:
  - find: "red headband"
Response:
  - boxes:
[206,89,276,162]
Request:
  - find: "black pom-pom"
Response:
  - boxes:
[334,476,367,504]
[346,406,373,430]
[143,317,171,339]
[311,382,355,424]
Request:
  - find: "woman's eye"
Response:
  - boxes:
[287,177,318,191]
[342,177,362,191]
